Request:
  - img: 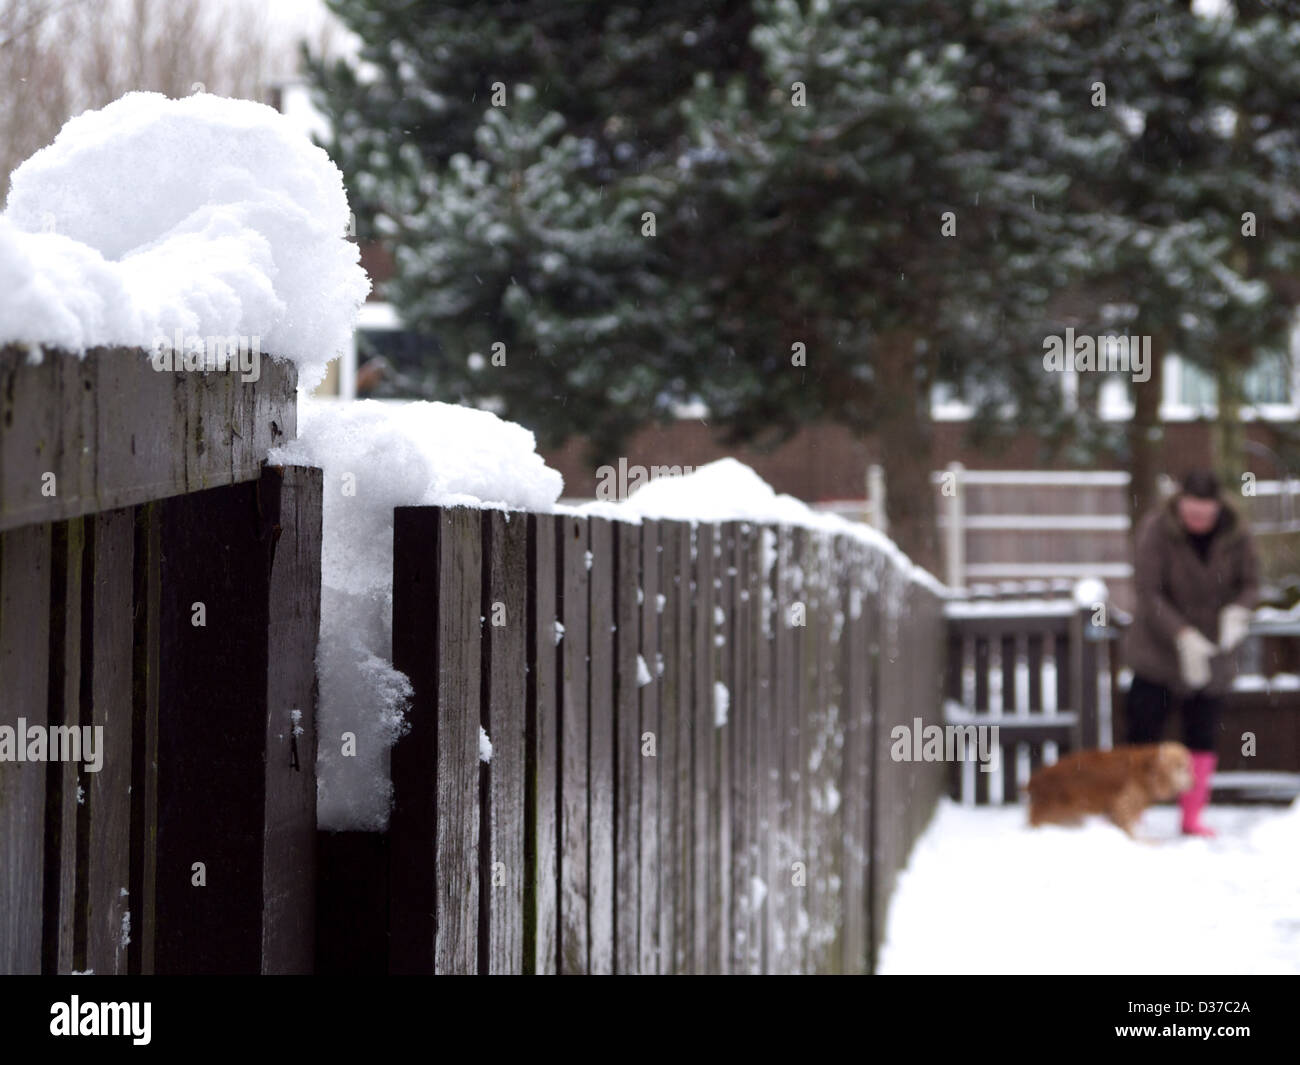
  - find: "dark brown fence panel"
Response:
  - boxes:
[128,502,161,974]
[83,509,135,975]
[691,521,714,973]
[657,520,683,972]
[391,505,481,974]
[44,518,83,974]
[871,567,952,971]
[482,509,528,974]
[714,523,736,974]
[0,522,51,973]
[670,521,693,973]
[558,513,590,973]
[726,522,754,973]
[771,525,798,974]
[636,520,661,974]
[840,538,873,974]
[386,508,952,975]
[526,513,559,974]
[756,526,778,972]
[587,517,615,974]
[613,519,641,973]
[153,466,321,974]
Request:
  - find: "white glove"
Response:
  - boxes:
[1176,627,1217,690]
[1218,604,1252,653]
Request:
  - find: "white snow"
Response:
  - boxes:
[879,797,1300,974]
[583,458,946,595]
[269,398,563,830]
[713,681,730,727]
[0,91,368,390]
[636,654,653,687]
[479,727,493,764]
[1072,576,1109,607]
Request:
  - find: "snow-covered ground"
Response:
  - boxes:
[879,797,1300,975]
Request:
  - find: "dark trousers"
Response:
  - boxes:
[1125,675,1220,753]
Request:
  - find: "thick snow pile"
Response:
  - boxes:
[879,797,1300,974]
[0,92,368,389]
[270,398,563,830]
[583,457,946,594]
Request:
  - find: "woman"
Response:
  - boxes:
[1124,470,1258,837]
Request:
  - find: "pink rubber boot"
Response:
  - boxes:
[1180,751,1217,837]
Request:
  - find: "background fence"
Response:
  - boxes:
[945,586,1300,806]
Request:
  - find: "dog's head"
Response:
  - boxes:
[1146,742,1194,798]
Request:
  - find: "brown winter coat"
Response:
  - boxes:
[1125,494,1259,696]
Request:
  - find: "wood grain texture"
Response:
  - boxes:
[0,345,296,533]
[433,508,483,973]
[671,521,693,973]
[259,466,321,974]
[613,519,641,973]
[83,509,135,975]
[0,523,51,973]
[525,514,559,974]
[558,514,589,973]
[655,521,680,972]
[154,482,268,974]
[483,509,527,974]
[637,520,661,974]
[586,517,615,974]
[45,518,83,974]
[691,522,712,973]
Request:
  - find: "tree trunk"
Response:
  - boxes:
[873,329,939,574]
[1128,331,1166,545]
[1212,348,1247,493]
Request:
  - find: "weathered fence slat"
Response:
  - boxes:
[153,466,321,974]
[483,509,527,975]
[526,513,559,974]
[45,517,83,974]
[656,521,680,972]
[558,514,590,973]
[637,520,661,974]
[83,509,135,975]
[383,507,954,975]
[691,522,713,973]
[613,520,641,973]
[587,517,616,974]
[391,505,481,974]
[0,523,51,973]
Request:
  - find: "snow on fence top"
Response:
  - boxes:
[580,457,948,596]
[275,401,945,831]
[270,399,566,829]
[0,92,368,390]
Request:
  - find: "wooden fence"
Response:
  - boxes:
[3,344,951,975]
[944,596,1116,805]
[317,508,948,974]
[1,344,321,974]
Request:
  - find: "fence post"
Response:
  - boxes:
[153,465,322,974]
[866,464,887,536]
[1070,604,1102,751]
[943,461,965,591]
